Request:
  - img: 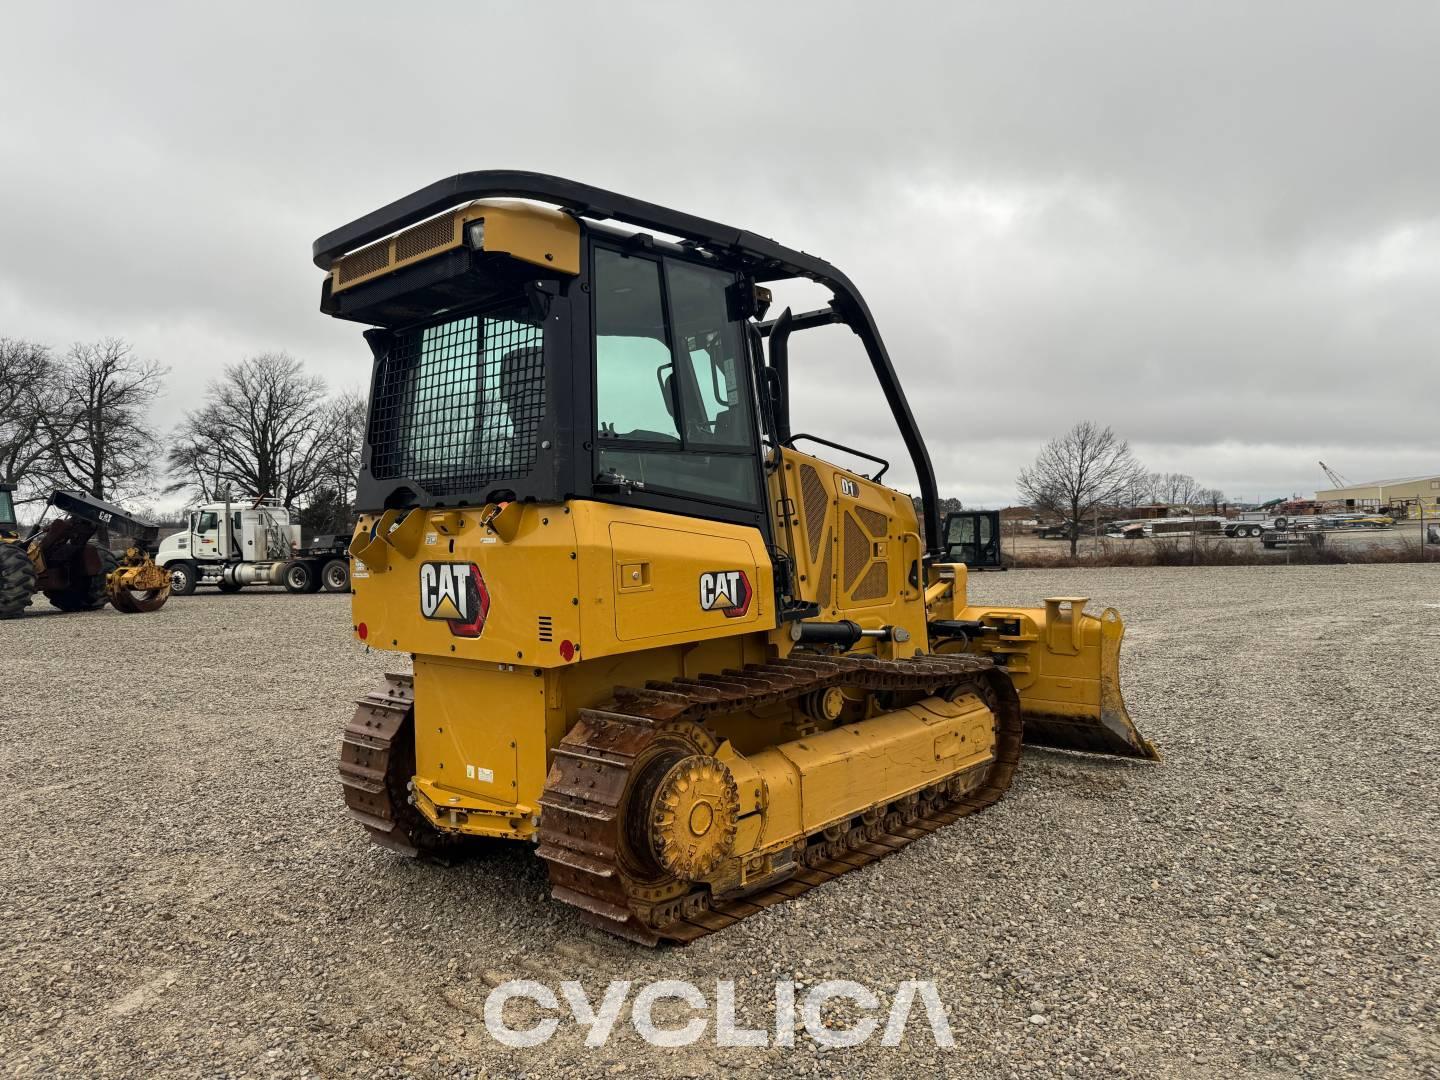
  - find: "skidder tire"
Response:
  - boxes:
[0,543,37,619]
[44,543,117,612]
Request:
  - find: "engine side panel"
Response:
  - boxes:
[766,446,928,652]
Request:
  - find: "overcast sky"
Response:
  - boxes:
[3,2,1437,507]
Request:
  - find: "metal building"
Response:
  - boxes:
[1315,474,1440,511]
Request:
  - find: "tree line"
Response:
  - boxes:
[1017,420,1227,555]
[4,337,1224,554]
[0,337,363,533]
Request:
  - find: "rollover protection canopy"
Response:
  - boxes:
[313,170,948,556]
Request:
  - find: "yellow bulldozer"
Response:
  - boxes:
[0,482,171,618]
[313,173,1156,944]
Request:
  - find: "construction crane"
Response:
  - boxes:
[1319,461,1351,489]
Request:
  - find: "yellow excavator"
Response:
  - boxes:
[313,173,1156,944]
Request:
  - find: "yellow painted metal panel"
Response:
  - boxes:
[330,198,580,294]
[741,693,995,844]
[352,500,775,666]
[608,520,763,642]
[478,199,581,275]
[351,504,582,667]
[765,446,928,654]
[568,502,774,658]
[411,656,541,832]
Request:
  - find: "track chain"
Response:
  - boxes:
[339,672,458,858]
[536,652,1023,945]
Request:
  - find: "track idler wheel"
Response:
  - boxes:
[637,753,739,882]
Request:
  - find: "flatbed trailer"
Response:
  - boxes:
[1261,526,1327,550]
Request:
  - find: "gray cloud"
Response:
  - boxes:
[2,1,1436,507]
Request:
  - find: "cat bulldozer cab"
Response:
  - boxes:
[943,510,1004,570]
[315,171,1155,944]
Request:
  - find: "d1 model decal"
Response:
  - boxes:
[419,562,491,638]
[698,569,752,619]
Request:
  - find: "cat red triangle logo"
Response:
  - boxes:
[419,563,491,637]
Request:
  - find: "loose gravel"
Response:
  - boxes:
[2,565,1437,1078]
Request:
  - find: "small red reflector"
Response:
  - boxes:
[559,639,575,661]
[357,622,368,640]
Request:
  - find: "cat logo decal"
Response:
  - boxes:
[698,569,752,619]
[419,563,490,638]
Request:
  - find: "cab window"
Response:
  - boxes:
[666,260,752,448]
[197,511,218,532]
[593,248,758,506]
[593,251,679,444]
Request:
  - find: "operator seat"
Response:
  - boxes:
[497,345,546,471]
[468,345,544,476]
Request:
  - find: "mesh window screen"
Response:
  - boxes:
[369,309,544,495]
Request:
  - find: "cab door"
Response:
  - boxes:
[194,510,220,559]
[589,245,766,531]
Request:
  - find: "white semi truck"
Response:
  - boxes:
[155,497,350,595]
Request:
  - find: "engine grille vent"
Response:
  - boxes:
[843,512,869,588]
[332,208,465,290]
[855,505,889,538]
[799,464,828,562]
[537,616,554,642]
[853,561,888,601]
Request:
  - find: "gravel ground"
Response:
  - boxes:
[2,565,1438,1078]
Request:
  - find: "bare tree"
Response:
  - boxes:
[1130,470,1163,506]
[0,338,58,495]
[166,352,332,507]
[1159,472,1201,507]
[293,390,368,537]
[323,388,368,506]
[164,435,224,504]
[1017,421,1147,556]
[40,338,163,502]
[1194,486,1226,513]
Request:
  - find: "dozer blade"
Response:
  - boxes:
[963,598,1158,760]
